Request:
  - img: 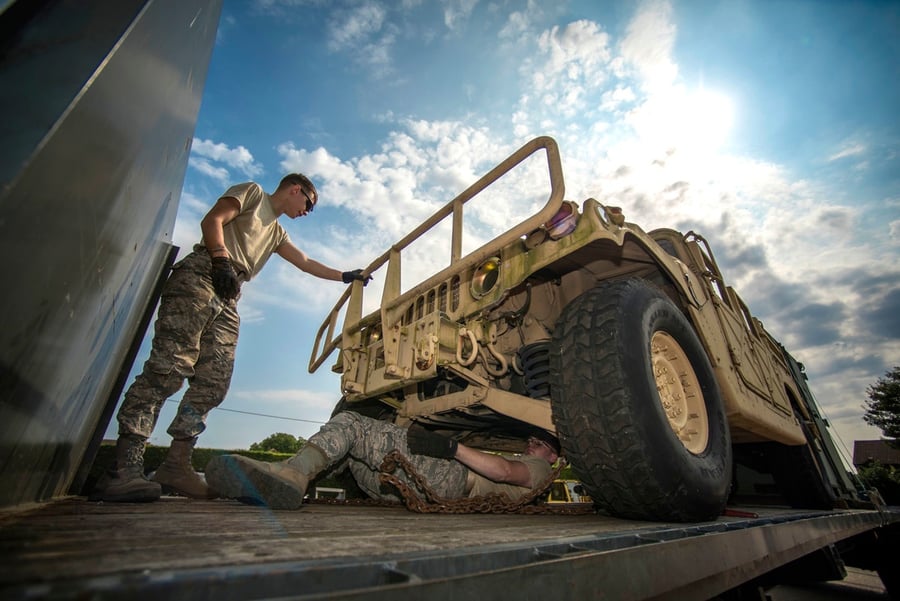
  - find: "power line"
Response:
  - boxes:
[216,406,328,425]
[164,398,327,426]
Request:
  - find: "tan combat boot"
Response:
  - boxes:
[205,444,329,509]
[152,437,218,499]
[90,434,161,502]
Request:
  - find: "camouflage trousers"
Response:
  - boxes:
[117,250,240,441]
[311,412,469,502]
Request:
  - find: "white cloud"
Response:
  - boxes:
[828,142,867,162]
[187,156,230,186]
[442,0,479,31]
[600,85,637,113]
[512,19,614,137]
[498,8,530,40]
[618,0,678,93]
[190,138,263,180]
[537,19,611,79]
[277,122,509,241]
[272,123,531,316]
[362,32,396,69]
[328,2,387,51]
[325,2,399,77]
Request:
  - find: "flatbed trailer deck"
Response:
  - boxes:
[3,4,898,600]
[2,499,897,600]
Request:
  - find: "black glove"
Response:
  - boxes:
[406,425,458,459]
[210,256,240,300]
[342,269,372,286]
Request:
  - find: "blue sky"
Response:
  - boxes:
[108,0,899,465]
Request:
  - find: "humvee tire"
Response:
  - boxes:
[549,278,732,522]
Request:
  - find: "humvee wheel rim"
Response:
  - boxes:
[651,331,709,454]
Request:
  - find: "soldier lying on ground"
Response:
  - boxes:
[205,411,561,509]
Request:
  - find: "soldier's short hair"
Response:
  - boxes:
[278,173,317,201]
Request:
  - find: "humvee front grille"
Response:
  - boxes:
[402,276,461,325]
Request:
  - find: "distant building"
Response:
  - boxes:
[853,440,900,468]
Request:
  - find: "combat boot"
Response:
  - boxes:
[90,434,161,502]
[152,437,218,499]
[205,444,329,509]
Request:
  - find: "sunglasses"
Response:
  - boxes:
[527,437,553,452]
[299,186,315,212]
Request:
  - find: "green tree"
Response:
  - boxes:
[250,432,305,453]
[857,461,900,505]
[863,366,900,446]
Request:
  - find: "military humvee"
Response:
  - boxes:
[309,136,864,522]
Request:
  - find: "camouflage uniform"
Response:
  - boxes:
[312,412,470,501]
[116,249,240,440]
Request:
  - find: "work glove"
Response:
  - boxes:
[210,256,240,300]
[406,425,458,459]
[342,269,372,286]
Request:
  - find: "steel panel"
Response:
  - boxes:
[0,0,222,507]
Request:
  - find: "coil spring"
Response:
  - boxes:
[519,341,551,399]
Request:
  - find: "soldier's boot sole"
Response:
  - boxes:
[205,455,308,510]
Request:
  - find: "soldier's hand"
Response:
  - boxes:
[210,256,240,300]
[406,425,458,459]
[342,269,372,286]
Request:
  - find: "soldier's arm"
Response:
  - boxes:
[275,241,343,281]
[200,196,240,258]
[454,444,534,487]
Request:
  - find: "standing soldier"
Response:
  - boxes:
[92,174,370,502]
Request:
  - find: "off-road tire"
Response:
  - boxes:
[549,278,732,522]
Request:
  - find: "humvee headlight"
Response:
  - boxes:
[471,257,501,298]
[364,326,381,344]
[544,200,579,240]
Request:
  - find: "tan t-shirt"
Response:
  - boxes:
[200,182,290,282]
[466,455,553,501]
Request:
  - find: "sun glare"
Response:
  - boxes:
[633,86,735,156]
[683,88,734,151]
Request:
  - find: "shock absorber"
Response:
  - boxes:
[518,341,551,399]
